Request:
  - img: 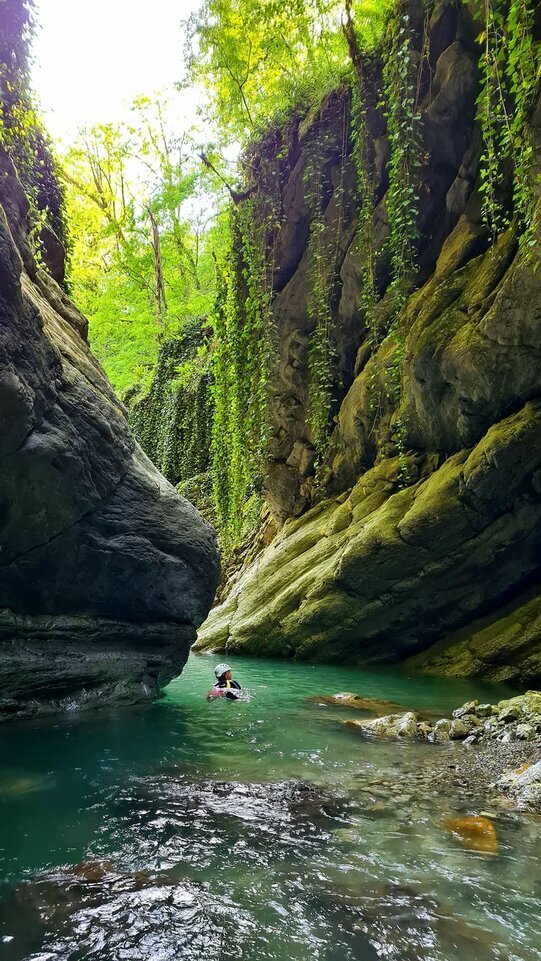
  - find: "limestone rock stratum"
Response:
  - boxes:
[196,0,541,681]
[0,148,220,718]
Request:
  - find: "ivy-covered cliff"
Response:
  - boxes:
[195,0,541,683]
[129,322,213,481]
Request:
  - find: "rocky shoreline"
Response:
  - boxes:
[319,690,541,813]
[347,690,541,745]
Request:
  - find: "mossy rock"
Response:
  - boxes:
[196,402,541,680]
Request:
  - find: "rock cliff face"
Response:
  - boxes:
[196,0,541,684]
[0,148,220,718]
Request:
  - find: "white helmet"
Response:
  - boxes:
[214,662,231,679]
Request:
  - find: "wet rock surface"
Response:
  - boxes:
[309,692,411,714]
[0,864,246,961]
[349,723,541,820]
[321,879,516,961]
[496,760,541,812]
[2,740,541,961]
[346,711,419,738]
[341,690,541,750]
[0,147,220,719]
[111,775,348,861]
[3,765,539,961]
[347,737,541,847]
[441,815,499,854]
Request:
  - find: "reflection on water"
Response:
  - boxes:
[0,653,540,960]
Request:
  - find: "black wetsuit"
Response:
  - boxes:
[214,679,242,700]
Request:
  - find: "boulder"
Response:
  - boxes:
[483,718,500,737]
[309,693,408,715]
[498,730,516,744]
[496,761,541,812]
[449,718,470,739]
[496,691,541,718]
[475,704,496,718]
[498,705,522,723]
[459,714,483,732]
[515,723,535,741]
[430,718,452,743]
[0,148,220,718]
[452,700,479,719]
[346,711,419,739]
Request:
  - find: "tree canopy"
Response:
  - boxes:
[184,0,394,141]
[0,0,66,246]
[63,94,226,395]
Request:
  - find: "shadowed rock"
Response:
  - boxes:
[0,147,220,718]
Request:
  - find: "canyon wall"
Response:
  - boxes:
[0,148,220,718]
[196,0,541,683]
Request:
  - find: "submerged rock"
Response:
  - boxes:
[328,879,504,961]
[442,815,499,854]
[0,771,52,799]
[309,692,409,715]
[0,147,220,718]
[135,775,345,830]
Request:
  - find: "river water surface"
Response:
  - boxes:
[1,654,540,960]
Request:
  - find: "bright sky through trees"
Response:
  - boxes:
[32,0,200,141]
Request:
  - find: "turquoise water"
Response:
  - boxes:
[1,654,540,960]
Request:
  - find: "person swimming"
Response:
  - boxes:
[210,663,242,700]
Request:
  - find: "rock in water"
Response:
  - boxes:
[0,148,220,718]
[345,712,419,739]
[442,816,499,854]
[496,761,541,812]
[308,693,409,715]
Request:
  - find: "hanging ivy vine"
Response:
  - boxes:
[350,78,378,334]
[211,184,279,549]
[178,0,539,541]
[476,0,538,248]
[129,318,214,488]
[371,1,424,479]
[303,95,349,466]
[381,2,423,309]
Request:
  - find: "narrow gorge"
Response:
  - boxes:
[2,1,541,959]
